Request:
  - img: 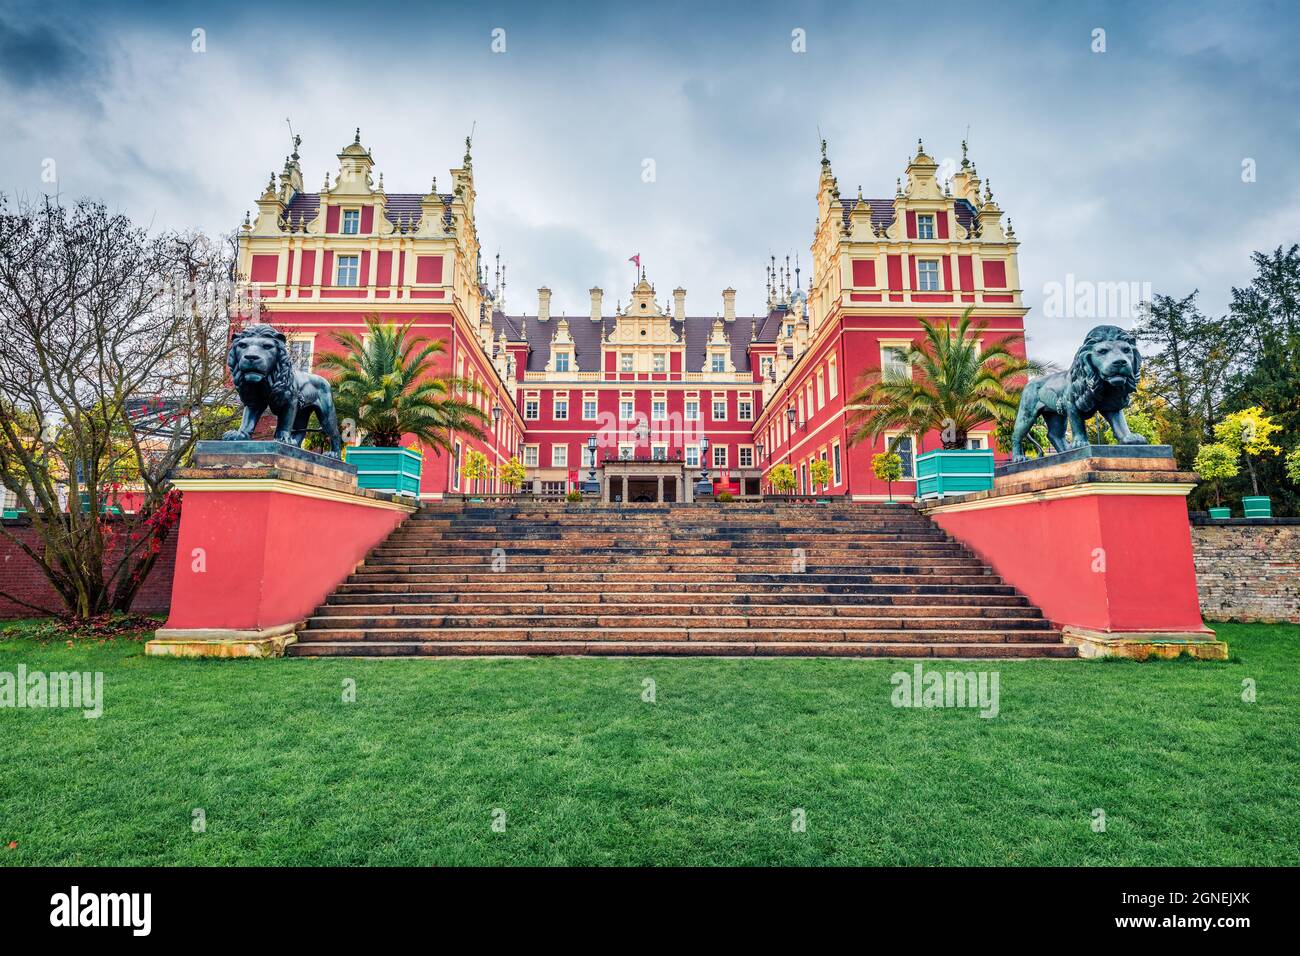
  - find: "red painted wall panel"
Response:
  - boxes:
[416,255,444,284]
[325,206,340,234]
[906,210,917,239]
[298,250,316,287]
[931,494,1206,633]
[250,254,278,283]
[886,256,903,291]
[360,206,374,234]
[851,259,876,287]
[161,489,409,632]
[982,260,1007,288]
[958,255,973,291]
[937,211,950,240]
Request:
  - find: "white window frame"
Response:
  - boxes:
[554,351,570,373]
[685,398,700,422]
[712,445,727,469]
[737,394,753,421]
[916,213,935,240]
[551,444,569,468]
[685,446,700,468]
[341,208,361,235]
[886,433,918,480]
[553,395,569,420]
[652,353,666,373]
[710,353,726,373]
[651,397,667,421]
[286,334,315,373]
[917,259,941,292]
[827,355,838,397]
[738,445,754,469]
[832,441,842,485]
[619,397,635,422]
[523,444,539,468]
[582,394,598,420]
[524,394,540,420]
[620,352,634,373]
[336,254,360,287]
[711,397,727,421]
[880,342,913,381]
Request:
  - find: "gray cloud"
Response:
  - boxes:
[0,0,1296,365]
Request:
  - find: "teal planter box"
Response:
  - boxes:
[1242,496,1272,519]
[915,449,995,500]
[344,445,423,498]
[1208,507,1231,520]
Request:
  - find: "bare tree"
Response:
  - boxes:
[0,195,241,619]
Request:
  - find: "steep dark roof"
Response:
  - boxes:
[492,308,787,374]
[281,191,453,229]
[837,196,978,233]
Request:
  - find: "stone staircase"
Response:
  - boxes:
[288,501,1076,658]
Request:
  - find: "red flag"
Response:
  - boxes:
[629,254,640,269]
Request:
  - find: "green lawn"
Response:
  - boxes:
[0,619,1295,866]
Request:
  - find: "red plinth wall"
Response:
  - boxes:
[160,486,411,635]
[928,489,1208,634]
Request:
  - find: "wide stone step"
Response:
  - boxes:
[304,613,1053,631]
[293,625,1060,644]
[325,590,1034,607]
[331,580,1021,596]
[346,571,999,586]
[353,559,987,573]
[313,601,1043,618]
[288,640,1077,659]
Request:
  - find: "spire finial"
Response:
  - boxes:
[464,133,473,167]
[895,177,902,197]
[984,179,993,203]
[377,171,384,192]
[820,137,829,167]
[917,137,924,154]
[323,170,331,191]
[354,127,361,144]
[960,138,970,169]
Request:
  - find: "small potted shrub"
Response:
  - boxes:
[767,462,797,497]
[565,489,583,503]
[872,450,904,503]
[809,458,832,502]
[462,448,490,500]
[716,490,735,502]
[499,456,527,496]
[1194,442,1238,520]
[1214,407,1281,518]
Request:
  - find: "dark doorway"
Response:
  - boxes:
[628,477,658,502]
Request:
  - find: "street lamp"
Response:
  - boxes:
[583,433,600,496]
[695,434,712,498]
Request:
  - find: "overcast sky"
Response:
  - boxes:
[2,0,1296,363]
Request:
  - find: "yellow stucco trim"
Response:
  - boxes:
[922,481,1196,515]
[169,478,419,512]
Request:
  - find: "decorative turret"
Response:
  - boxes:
[251,172,285,235]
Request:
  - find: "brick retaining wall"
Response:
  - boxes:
[0,519,178,618]
[1190,518,1300,624]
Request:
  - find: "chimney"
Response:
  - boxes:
[722,287,736,323]
[537,286,551,322]
[590,286,603,322]
[673,287,686,322]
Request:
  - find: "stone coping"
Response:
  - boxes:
[193,440,358,475]
[920,455,1198,511]
[995,444,1176,478]
[1190,514,1300,526]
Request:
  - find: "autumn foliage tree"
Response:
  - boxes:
[0,196,240,619]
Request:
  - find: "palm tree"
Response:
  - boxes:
[314,316,488,450]
[847,308,1042,450]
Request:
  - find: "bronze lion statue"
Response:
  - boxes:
[1010,324,1146,461]
[220,324,343,457]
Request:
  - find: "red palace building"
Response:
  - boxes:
[237,131,1026,502]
